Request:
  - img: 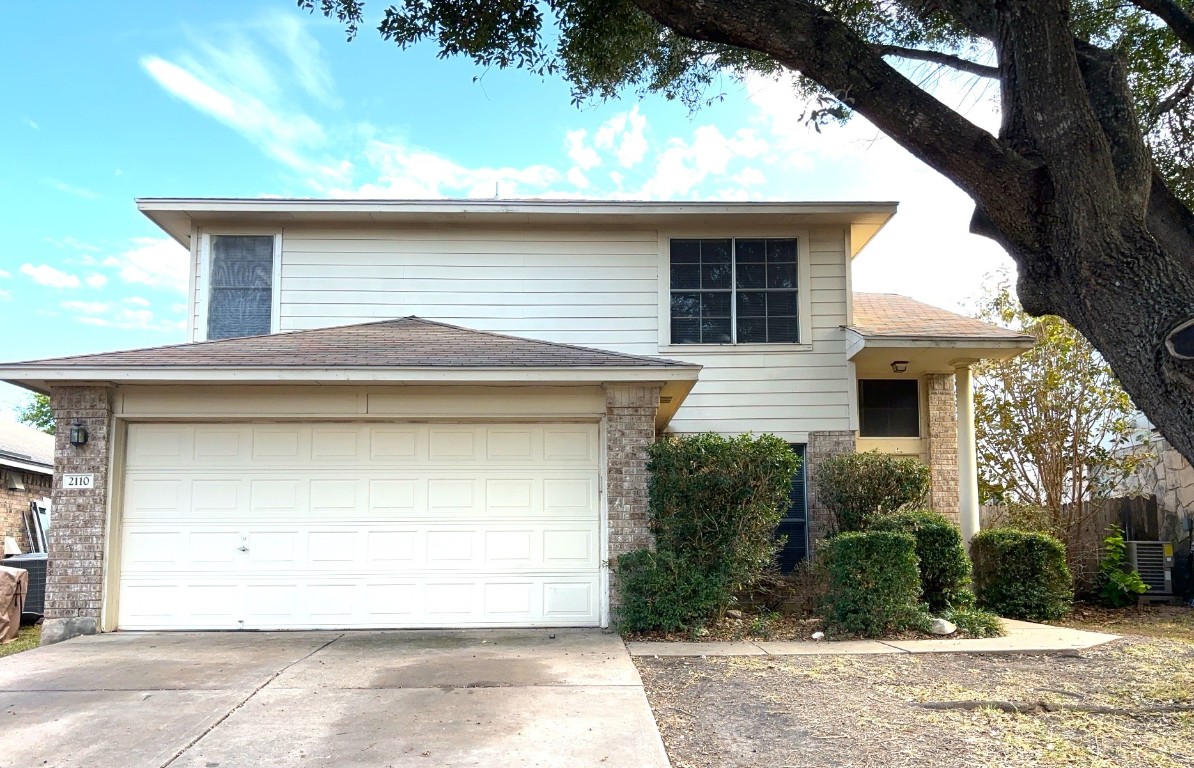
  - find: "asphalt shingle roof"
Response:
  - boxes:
[4,317,694,369]
[0,420,54,472]
[850,293,1033,341]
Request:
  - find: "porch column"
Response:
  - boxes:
[954,363,981,546]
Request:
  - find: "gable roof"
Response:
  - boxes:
[850,293,1034,342]
[0,317,695,371]
[0,419,53,475]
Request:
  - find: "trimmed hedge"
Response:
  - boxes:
[971,529,1073,620]
[814,451,930,532]
[614,550,730,633]
[871,510,974,613]
[823,531,928,637]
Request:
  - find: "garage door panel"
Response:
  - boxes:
[119,422,602,629]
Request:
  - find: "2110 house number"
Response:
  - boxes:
[63,474,94,489]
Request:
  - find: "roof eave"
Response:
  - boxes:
[0,456,53,475]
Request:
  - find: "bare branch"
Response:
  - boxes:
[1130,0,1194,52]
[1153,71,1194,117]
[874,44,998,77]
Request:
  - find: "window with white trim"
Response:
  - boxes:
[669,237,799,344]
[207,235,275,340]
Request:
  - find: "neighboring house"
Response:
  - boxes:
[0,420,53,553]
[0,199,1032,641]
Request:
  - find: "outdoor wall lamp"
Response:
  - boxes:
[69,420,89,448]
[890,360,909,374]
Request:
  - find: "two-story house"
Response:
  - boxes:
[0,199,1032,643]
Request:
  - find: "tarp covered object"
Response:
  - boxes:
[0,566,28,642]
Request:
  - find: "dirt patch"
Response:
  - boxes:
[636,609,1194,767]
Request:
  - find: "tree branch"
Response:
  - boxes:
[874,44,998,77]
[631,0,1041,251]
[1130,0,1194,52]
[1152,71,1194,117]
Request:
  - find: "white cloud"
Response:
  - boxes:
[0,289,10,301]
[45,236,101,253]
[636,125,768,198]
[732,167,767,188]
[565,129,601,171]
[594,106,649,168]
[101,237,189,294]
[20,264,82,289]
[23,117,38,130]
[0,269,10,279]
[566,167,590,189]
[61,300,183,332]
[263,12,336,105]
[124,296,151,307]
[61,300,111,315]
[42,178,100,200]
[85,274,108,289]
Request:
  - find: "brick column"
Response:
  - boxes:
[604,384,660,613]
[925,373,960,523]
[805,430,856,548]
[42,385,112,645]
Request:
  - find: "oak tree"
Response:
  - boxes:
[302,0,1194,464]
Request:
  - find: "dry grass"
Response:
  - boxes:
[636,606,1194,768]
[0,626,40,658]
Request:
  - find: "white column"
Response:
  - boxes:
[955,363,981,546]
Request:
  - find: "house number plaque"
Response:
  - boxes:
[63,474,94,489]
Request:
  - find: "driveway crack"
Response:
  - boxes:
[158,633,344,768]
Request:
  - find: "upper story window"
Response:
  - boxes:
[669,238,798,344]
[859,379,920,437]
[207,235,276,340]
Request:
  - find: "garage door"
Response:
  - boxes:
[117,422,602,629]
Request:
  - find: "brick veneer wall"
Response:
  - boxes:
[604,384,660,612]
[42,385,112,644]
[925,373,961,523]
[806,430,856,548]
[1,470,52,552]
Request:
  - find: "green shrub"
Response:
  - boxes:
[971,529,1073,620]
[614,550,730,633]
[647,433,801,594]
[1095,526,1150,607]
[823,531,929,637]
[814,451,930,532]
[871,510,974,613]
[942,607,1006,638]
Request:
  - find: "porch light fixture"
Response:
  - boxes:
[69,420,89,448]
[890,361,909,374]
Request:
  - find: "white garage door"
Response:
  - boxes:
[118,422,602,630]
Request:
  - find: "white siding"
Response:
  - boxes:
[190,223,854,442]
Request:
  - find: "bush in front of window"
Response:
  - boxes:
[822,531,929,638]
[971,529,1073,621]
[871,510,974,614]
[615,433,801,633]
[815,450,930,533]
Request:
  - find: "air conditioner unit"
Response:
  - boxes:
[1126,541,1174,595]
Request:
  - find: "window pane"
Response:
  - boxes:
[208,235,274,340]
[671,318,700,344]
[701,317,732,343]
[737,317,766,343]
[768,291,798,315]
[702,261,732,289]
[671,239,700,263]
[670,292,701,318]
[768,262,796,289]
[736,239,765,263]
[701,291,731,316]
[670,263,700,289]
[701,239,732,264]
[767,238,797,263]
[767,316,799,343]
[736,263,765,289]
[737,291,766,316]
[859,380,920,437]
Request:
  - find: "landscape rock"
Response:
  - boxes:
[930,618,958,636]
[811,631,825,641]
[725,610,744,620]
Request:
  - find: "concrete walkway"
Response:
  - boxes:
[626,619,1120,657]
[0,629,670,768]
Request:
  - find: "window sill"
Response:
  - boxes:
[658,342,814,354]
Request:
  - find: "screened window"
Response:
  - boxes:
[859,379,920,437]
[670,238,798,344]
[207,235,275,340]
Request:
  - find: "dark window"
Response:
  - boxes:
[208,235,274,340]
[859,379,920,437]
[670,238,798,344]
[776,443,808,572]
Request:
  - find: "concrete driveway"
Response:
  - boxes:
[0,629,670,768]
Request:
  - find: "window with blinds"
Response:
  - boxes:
[207,235,275,340]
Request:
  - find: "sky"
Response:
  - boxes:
[0,1,1013,421]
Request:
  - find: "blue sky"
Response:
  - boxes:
[0,1,1011,419]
